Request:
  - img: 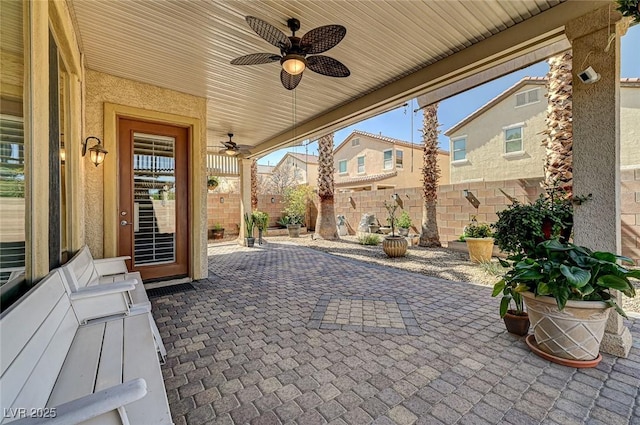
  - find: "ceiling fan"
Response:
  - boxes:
[219,133,251,156]
[230,16,350,90]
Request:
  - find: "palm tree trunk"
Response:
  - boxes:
[419,103,442,247]
[251,159,258,211]
[543,51,573,197]
[314,132,339,240]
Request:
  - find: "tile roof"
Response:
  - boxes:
[335,170,398,186]
[334,130,448,155]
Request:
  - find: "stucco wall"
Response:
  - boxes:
[621,85,640,167]
[449,83,547,184]
[84,70,207,276]
[334,134,449,190]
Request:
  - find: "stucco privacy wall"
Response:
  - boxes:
[207,194,285,234]
[84,70,207,277]
[621,167,640,262]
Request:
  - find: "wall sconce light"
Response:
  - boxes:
[220,197,224,203]
[60,148,66,163]
[271,197,275,203]
[391,193,404,209]
[82,136,108,167]
[463,190,480,209]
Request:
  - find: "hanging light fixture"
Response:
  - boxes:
[281,54,306,75]
[82,136,108,167]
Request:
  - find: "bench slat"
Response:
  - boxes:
[95,320,124,392]
[123,314,172,424]
[48,323,105,407]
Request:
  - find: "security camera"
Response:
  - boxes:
[578,66,600,84]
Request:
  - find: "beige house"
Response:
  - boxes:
[333,130,450,192]
[272,152,319,187]
[445,77,640,183]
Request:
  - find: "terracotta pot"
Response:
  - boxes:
[465,237,494,263]
[522,291,610,361]
[383,236,407,257]
[503,310,530,336]
[210,228,224,240]
[287,224,301,238]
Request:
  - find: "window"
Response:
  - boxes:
[357,156,365,173]
[505,126,523,153]
[515,88,539,107]
[338,159,347,174]
[351,138,360,147]
[383,150,392,169]
[395,150,403,168]
[452,138,466,161]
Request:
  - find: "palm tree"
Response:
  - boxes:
[542,51,573,197]
[419,103,441,247]
[314,132,339,240]
[251,159,258,210]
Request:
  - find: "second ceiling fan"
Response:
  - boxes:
[231,16,350,90]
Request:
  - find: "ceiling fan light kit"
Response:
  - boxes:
[218,133,251,156]
[230,16,350,90]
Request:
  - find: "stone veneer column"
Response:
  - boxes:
[238,158,253,244]
[565,7,632,357]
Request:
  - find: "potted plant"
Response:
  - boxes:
[497,239,637,363]
[252,211,269,245]
[492,272,529,336]
[396,211,412,237]
[493,190,573,256]
[209,223,225,240]
[244,212,256,247]
[382,201,407,257]
[207,176,219,191]
[464,216,494,263]
[283,186,312,238]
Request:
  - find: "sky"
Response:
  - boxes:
[258,25,640,166]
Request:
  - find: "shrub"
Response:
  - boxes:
[283,186,313,225]
[358,234,381,245]
[396,211,412,229]
[464,216,492,238]
[252,211,269,233]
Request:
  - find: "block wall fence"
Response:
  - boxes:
[207,174,640,263]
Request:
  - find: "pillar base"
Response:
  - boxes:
[600,327,632,358]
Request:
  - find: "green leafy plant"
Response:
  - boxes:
[396,211,412,229]
[464,216,493,238]
[358,234,381,245]
[207,175,219,189]
[277,215,290,227]
[493,191,572,255]
[212,223,224,231]
[616,0,640,23]
[493,239,638,318]
[383,201,400,236]
[283,186,312,226]
[252,211,269,233]
[244,212,255,238]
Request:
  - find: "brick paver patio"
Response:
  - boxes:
[152,242,640,425]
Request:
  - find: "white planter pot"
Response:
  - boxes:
[522,291,611,361]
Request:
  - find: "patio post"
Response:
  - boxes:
[238,158,252,244]
[566,7,632,357]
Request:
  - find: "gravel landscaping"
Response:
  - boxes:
[265,234,640,315]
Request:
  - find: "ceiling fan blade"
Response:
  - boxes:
[306,55,350,77]
[231,53,281,66]
[246,16,291,51]
[280,69,303,90]
[301,25,346,54]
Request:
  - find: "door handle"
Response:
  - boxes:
[120,220,133,226]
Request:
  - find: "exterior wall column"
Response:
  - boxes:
[238,158,252,244]
[565,7,632,357]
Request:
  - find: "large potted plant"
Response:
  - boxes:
[493,191,573,256]
[464,216,494,263]
[243,212,256,247]
[283,186,312,238]
[498,239,637,364]
[207,176,219,191]
[209,223,225,240]
[492,269,529,336]
[252,211,269,245]
[382,201,407,257]
[396,211,412,237]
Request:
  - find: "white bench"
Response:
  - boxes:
[0,269,173,425]
[60,246,166,361]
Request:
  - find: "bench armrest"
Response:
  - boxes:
[11,378,147,425]
[69,280,137,300]
[93,257,131,276]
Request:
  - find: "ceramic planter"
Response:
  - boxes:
[522,291,611,361]
[465,237,494,263]
[287,224,301,238]
[503,310,530,336]
[246,237,255,247]
[398,228,409,237]
[368,224,380,234]
[379,227,391,235]
[382,236,407,257]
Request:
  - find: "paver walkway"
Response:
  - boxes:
[153,242,640,425]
